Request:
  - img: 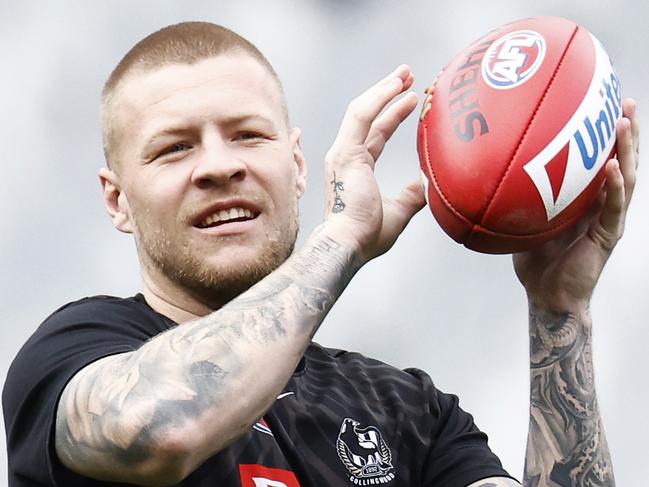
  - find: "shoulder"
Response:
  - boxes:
[309,342,434,383]
[304,343,484,434]
[43,293,168,326]
[3,294,173,411]
[2,294,171,485]
[13,292,174,365]
[305,343,446,410]
[298,345,515,485]
[31,293,174,343]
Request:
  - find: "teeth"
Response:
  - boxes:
[199,207,254,228]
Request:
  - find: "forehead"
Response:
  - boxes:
[115,54,285,134]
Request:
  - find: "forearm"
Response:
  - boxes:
[56,225,359,483]
[523,303,614,487]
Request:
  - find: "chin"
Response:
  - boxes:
[180,260,282,308]
[138,218,299,307]
[173,238,296,304]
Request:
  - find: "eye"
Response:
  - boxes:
[164,142,192,154]
[236,131,264,141]
[155,142,192,160]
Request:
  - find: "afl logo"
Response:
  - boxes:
[482,30,546,89]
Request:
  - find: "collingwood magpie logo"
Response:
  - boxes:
[336,418,395,485]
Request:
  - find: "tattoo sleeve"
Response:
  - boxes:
[55,231,359,483]
[523,305,614,487]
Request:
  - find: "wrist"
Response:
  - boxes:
[527,296,592,336]
[285,223,363,294]
[526,291,592,321]
[313,219,368,265]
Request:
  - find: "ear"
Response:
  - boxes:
[289,127,307,197]
[98,167,133,233]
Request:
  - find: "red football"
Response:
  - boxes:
[417,16,622,254]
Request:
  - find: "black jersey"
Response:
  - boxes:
[3,295,514,486]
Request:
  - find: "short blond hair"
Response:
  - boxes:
[101,21,286,169]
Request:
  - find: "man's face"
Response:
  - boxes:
[106,53,306,307]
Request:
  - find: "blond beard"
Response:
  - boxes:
[133,213,299,311]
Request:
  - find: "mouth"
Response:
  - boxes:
[195,206,258,229]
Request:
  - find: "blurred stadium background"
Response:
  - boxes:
[1,0,647,483]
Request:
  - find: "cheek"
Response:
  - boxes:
[265,167,298,210]
[127,171,187,224]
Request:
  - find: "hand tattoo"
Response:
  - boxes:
[331,171,346,213]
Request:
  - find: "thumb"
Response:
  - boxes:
[372,179,426,258]
[392,179,426,219]
[382,179,426,238]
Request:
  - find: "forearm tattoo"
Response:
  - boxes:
[56,234,357,475]
[523,306,614,487]
[331,171,346,213]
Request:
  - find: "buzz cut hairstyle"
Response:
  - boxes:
[101,21,287,170]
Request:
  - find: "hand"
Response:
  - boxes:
[322,65,426,264]
[513,99,640,312]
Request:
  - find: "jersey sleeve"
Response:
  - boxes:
[2,296,170,487]
[405,368,518,487]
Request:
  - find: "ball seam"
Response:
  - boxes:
[420,115,582,241]
[476,24,580,230]
[420,120,474,230]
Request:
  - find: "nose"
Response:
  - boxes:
[190,135,247,189]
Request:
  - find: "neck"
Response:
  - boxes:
[141,270,215,324]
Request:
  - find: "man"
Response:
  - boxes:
[2,21,639,487]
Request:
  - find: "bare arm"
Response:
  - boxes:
[55,65,424,485]
[55,231,356,485]
[515,99,639,487]
[523,306,612,486]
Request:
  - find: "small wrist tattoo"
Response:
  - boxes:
[331,171,346,213]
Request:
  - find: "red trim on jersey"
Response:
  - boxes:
[239,464,301,487]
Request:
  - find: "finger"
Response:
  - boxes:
[615,116,636,206]
[366,92,419,161]
[403,72,415,92]
[622,98,640,164]
[377,64,410,87]
[334,65,412,147]
[596,159,625,240]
